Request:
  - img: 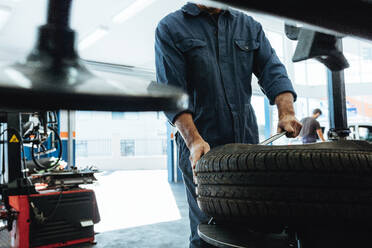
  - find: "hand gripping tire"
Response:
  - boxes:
[195,140,372,224]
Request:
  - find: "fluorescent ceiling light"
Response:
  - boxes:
[112,0,157,24]
[79,27,108,51]
[0,6,11,31]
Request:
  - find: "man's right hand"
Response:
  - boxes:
[174,113,210,172]
[189,138,210,170]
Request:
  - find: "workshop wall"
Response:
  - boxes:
[75,111,167,171]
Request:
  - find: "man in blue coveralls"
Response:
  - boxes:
[155,3,302,247]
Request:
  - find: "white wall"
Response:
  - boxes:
[75,111,169,171]
[77,155,167,171]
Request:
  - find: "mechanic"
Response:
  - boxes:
[155,3,302,247]
[300,108,326,144]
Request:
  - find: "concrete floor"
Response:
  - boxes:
[0,170,189,248]
[91,170,190,248]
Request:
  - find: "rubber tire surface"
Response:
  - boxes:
[195,140,372,222]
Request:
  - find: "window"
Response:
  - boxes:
[112,112,125,120]
[76,139,111,157]
[344,38,372,83]
[251,96,266,142]
[358,126,372,141]
[157,112,166,120]
[161,139,167,155]
[266,31,284,59]
[307,62,326,85]
[295,97,309,120]
[293,62,307,85]
[76,140,88,157]
[349,126,356,139]
[251,96,265,125]
[76,111,92,120]
[362,47,372,60]
[120,139,135,156]
[89,139,112,156]
[112,112,139,120]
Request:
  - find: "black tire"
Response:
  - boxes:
[195,140,372,223]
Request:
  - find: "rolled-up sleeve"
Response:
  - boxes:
[155,23,193,124]
[253,23,297,105]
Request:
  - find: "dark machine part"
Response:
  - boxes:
[9,189,99,248]
[284,24,300,41]
[0,112,36,201]
[285,25,350,139]
[284,25,349,72]
[198,223,296,248]
[200,0,372,41]
[30,170,98,189]
[290,28,349,71]
[6,113,25,183]
[0,0,188,112]
[327,68,350,140]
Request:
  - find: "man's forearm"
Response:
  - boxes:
[174,113,210,170]
[275,92,295,119]
[174,113,203,149]
[317,129,326,141]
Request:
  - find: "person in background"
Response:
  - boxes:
[300,108,326,143]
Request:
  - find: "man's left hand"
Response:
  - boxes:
[275,92,302,138]
[277,114,302,138]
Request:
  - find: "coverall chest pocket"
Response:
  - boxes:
[176,38,208,67]
[234,39,260,78]
[234,39,260,63]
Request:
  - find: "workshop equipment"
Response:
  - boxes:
[0,0,188,112]
[9,188,99,248]
[0,111,101,248]
[22,111,62,171]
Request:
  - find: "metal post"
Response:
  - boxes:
[67,110,74,168]
[6,113,23,183]
[166,122,175,183]
[47,0,72,29]
[326,40,350,139]
[0,122,6,184]
[36,0,77,65]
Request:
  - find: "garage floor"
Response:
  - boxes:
[0,170,190,248]
[92,170,190,248]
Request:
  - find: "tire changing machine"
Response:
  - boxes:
[0,111,100,248]
[197,25,367,248]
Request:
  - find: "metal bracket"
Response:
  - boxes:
[327,128,350,141]
[285,24,349,71]
[285,24,350,140]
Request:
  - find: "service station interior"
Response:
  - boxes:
[0,0,371,248]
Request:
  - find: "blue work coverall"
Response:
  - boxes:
[155,3,297,247]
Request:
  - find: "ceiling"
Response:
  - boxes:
[0,0,290,70]
[0,1,371,101]
[0,0,187,68]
